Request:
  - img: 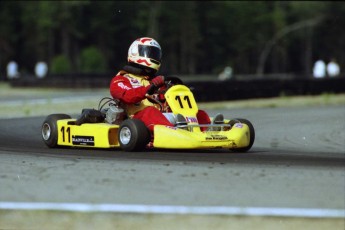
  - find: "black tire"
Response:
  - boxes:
[231,118,255,152]
[41,114,71,148]
[118,119,151,152]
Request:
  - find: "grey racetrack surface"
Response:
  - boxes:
[0,106,344,211]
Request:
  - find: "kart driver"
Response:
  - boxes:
[109,37,221,135]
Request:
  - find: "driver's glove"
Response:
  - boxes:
[147,75,165,95]
[151,75,165,87]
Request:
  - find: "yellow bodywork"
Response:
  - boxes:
[53,84,252,150]
[55,118,250,150]
[153,84,251,149]
[153,123,250,149]
[57,119,120,148]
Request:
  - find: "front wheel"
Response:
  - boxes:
[42,114,71,148]
[118,119,151,152]
[231,118,255,152]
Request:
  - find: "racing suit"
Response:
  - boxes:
[110,69,211,133]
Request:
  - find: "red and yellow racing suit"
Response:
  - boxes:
[110,70,212,133]
[110,70,173,132]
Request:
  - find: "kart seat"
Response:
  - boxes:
[75,109,105,126]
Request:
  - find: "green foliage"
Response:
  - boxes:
[79,47,107,73]
[0,1,344,75]
[50,55,71,74]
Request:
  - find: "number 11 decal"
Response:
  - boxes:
[61,126,71,143]
[175,95,192,109]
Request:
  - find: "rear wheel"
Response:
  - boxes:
[42,114,71,148]
[231,118,255,152]
[118,119,151,152]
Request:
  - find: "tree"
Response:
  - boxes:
[0,1,344,77]
[79,46,106,73]
[256,16,324,75]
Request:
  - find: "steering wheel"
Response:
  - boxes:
[165,76,184,85]
[145,94,164,111]
[145,76,184,112]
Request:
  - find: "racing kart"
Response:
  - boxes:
[41,77,255,152]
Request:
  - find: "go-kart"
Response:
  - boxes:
[41,77,255,152]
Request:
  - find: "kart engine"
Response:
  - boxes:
[105,104,126,125]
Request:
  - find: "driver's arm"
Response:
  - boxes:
[146,75,165,95]
[110,76,150,104]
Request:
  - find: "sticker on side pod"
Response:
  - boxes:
[72,136,95,146]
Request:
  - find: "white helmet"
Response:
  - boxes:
[128,37,162,72]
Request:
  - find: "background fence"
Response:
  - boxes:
[6,74,345,102]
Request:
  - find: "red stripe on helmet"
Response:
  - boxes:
[140,38,152,43]
[137,59,151,66]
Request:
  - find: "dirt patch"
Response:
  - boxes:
[1,210,343,230]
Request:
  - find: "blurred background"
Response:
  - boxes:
[0,1,344,99]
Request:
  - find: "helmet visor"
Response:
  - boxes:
[138,45,162,62]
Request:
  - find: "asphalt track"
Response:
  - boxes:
[0,106,344,228]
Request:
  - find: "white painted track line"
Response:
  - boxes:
[0,202,344,218]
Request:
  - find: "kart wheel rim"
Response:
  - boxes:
[42,123,51,140]
[119,127,131,145]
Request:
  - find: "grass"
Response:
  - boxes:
[0,82,344,119]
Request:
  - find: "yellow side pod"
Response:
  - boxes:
[153,123,250,150]
[57,119,120,148]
